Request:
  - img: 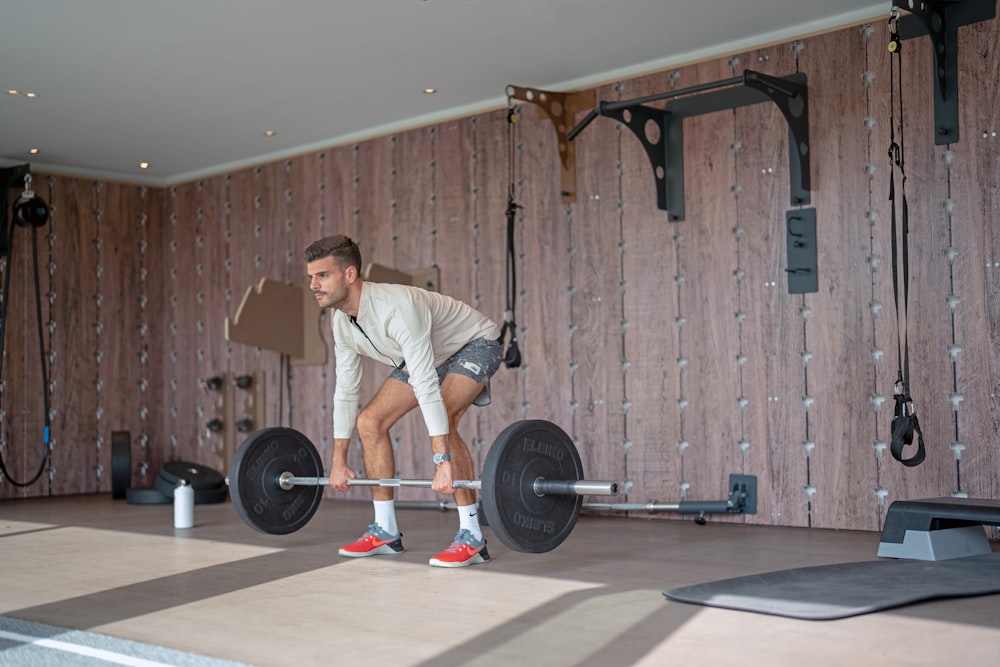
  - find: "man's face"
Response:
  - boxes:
[308,256,353,311]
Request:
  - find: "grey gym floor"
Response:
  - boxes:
[2,495,998,667]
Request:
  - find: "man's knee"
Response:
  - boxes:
[355,409,389,441]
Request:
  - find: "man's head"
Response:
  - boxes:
[304,234,362,272]
[305,235,363,314]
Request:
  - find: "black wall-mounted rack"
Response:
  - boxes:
[567,70,810,222]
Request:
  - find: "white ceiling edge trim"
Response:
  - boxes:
[0,158,168,188]
[8,4,886,190]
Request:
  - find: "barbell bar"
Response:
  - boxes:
[278,473,619,497]
[229,419,621,553]
[398,475,756,523]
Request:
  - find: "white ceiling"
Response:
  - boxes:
[0,0,884,186]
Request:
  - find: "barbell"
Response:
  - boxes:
[228,419,620,553]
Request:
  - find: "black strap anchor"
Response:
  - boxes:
[499,102,521,369]
[887,10,925,467]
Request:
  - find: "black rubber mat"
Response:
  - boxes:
[0,615,252,666]
[663,551,1000,620]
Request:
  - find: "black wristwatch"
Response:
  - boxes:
[433,452,452,465]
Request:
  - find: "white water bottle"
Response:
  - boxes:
[174,479,194,529]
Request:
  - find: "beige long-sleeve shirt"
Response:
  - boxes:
[331,281,500,438]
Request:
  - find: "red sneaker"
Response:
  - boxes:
[428,530,491,568]
[338,523,404,558]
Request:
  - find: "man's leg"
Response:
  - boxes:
[438,372,486,508]
[338,377,417,558]
[428,372,492,568]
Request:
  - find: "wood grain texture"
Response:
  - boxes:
[949,16,1000,505]
[134,184,166,491]
[794,29,882,529]
[568,80,627,491]
[730,42,799,527]
[471,110,517,472]
[515,100,574,434]
[463,110,533,468]
[389,129,433,496]
[615,67,685,509]
[879,18,962,502]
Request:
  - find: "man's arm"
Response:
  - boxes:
[328,437,355,490]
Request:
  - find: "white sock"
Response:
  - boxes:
[458,504,482,541]
[373,500,398,536]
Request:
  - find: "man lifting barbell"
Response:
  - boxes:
[305,235,502,567]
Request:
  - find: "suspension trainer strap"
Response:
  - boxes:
[887,12,925,467]
[500,100,521,368]
[0,178,52,486]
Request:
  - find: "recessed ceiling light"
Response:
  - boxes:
[264,130,276,137]
[29,148,39,155]
[24,91,39,99]
[423,88,437,95]
[139,162,150,169]
[5,89,18,95]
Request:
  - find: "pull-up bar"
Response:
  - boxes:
[566,69,810,221]
[567,76,744,141]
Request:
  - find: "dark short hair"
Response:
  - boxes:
[304,235,362,272]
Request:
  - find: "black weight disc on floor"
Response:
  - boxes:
[126,487,171,505]
[110,431,131,500]
[191,483,229,505]
[229,427,325,535]
[480,419,584,553]
[156,461,226,499]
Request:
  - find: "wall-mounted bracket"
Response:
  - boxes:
[894,0,996,145]
[568,71,809,221]
[786,208,818,294]
[506,85,596,204]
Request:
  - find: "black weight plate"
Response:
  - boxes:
[126,487,171,505]
[157,461,226,495]
[481,420,583,553]
[111,431,131,500]
[228,427,325,535]
[192,483,229,505]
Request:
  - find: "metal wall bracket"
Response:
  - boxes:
[894,0,996,145]
[786,208,818,294]
[568,70,810,221]
[506,85,596,204]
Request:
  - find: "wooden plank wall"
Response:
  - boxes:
[2,15,998,540]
